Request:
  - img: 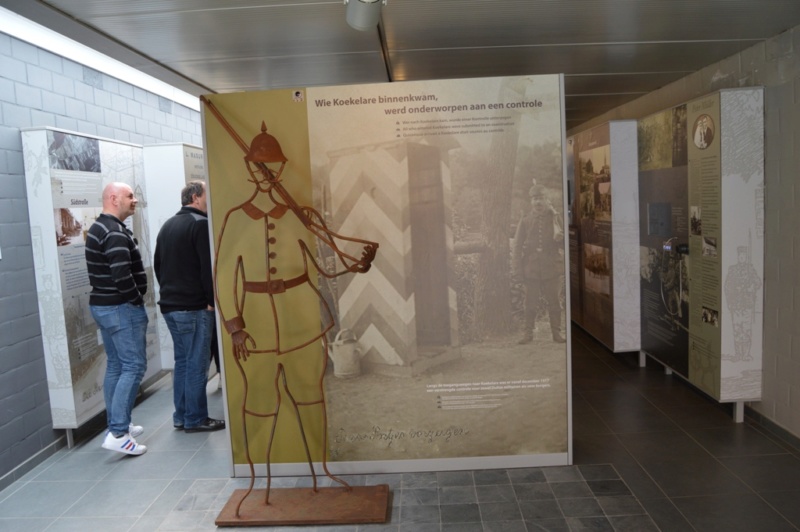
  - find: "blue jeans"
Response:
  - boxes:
[91,303,149,437]
[163,310,213,429]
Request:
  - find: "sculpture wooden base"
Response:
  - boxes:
[215,485,390,527]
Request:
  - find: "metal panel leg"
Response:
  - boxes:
[638,351,647,368]
[733,401,744,423]
[66,429,74,449]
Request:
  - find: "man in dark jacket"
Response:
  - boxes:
[87,182,149,455]
[155,181,225,433]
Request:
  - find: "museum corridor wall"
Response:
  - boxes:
[0,30,202,491]
[572,24,800,441]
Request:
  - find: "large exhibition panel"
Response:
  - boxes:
[21,128,163,430]
[201,75,572,476]
[142,143,206,369]
[638,88,764,405]
[568,121,640,352]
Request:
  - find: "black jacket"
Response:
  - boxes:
[154,206,214,313]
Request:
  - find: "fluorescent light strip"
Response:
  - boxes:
[0,6,200,111]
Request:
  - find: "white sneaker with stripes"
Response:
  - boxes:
[102,432,147,456]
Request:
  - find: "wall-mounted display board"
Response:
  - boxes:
[142,144,206,369]
[21,128,163,436]
[202,74,571,476]
[637,89,764,416]
[567,121,640,352]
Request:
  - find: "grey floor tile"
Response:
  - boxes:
[398,503,440,525]
[518,499,563,521]
[13,453,64,483]
[40,516,121,531]
[672,492,798,531]
[398,523,439,532]
[27,448,118,481]
[482,520,528,532]
[593,402,681,433]
[443,523,482,532]
[142,478,197,516]
[687,424,789,457]
[440,502,480,523]
[638,497,694,532]
[473,469,511,485]
[173,479,229,512]
[550,480,592,498]
[512,482,554,501]
[478,501,522,522]
[399,487,438,506]
[760,489,800,528]
[0,517,54,531]
[557,497,604,518]
[439,485,477,504]
[585,479,630,497]
[609,461,664,500]
[0,480,98,518]
[506,467,546,484]
[61,478,172,517]
[576,464,617,481]
[572,433,637,466]
[617,432,750,497]
[577,388,647,412]
[541,466,582,482]
[476,483,517,503]
[110,450,197,480]
[595,495,645,516]
[437,470,473,487]
[175,449,233,479]
[719,453,800,492]
[401,472,438,488]
[565,515,615,531]
[158,509,208,530]
[607,514,660,531]
[524,517,570,531]
[366,473,403,489]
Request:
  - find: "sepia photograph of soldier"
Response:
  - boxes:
[512,184,566,344]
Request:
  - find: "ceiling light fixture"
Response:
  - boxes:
[344,0,386,31]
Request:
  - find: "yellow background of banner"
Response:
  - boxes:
[202,90,327,466]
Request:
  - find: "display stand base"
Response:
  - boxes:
[215,485,390,527]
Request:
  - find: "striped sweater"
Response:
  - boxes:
[85,213,147,306]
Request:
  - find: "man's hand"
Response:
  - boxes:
[230,329,256,362]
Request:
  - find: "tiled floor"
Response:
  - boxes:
[2,325,800,531]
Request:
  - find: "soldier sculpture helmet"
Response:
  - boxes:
[245,122,287,164]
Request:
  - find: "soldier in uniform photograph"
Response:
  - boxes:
[513,185,565,344]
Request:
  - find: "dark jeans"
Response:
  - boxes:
[164,309,213,429]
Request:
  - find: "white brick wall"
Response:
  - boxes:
[0,30,202,490]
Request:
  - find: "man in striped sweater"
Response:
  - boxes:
[86,182,149,456]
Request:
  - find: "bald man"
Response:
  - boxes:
[86,182,149,455]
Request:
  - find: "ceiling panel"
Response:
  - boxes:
[168,52,389,92]
[381,0,800,49]
[75,6,380,62]
[387,41,756,81]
